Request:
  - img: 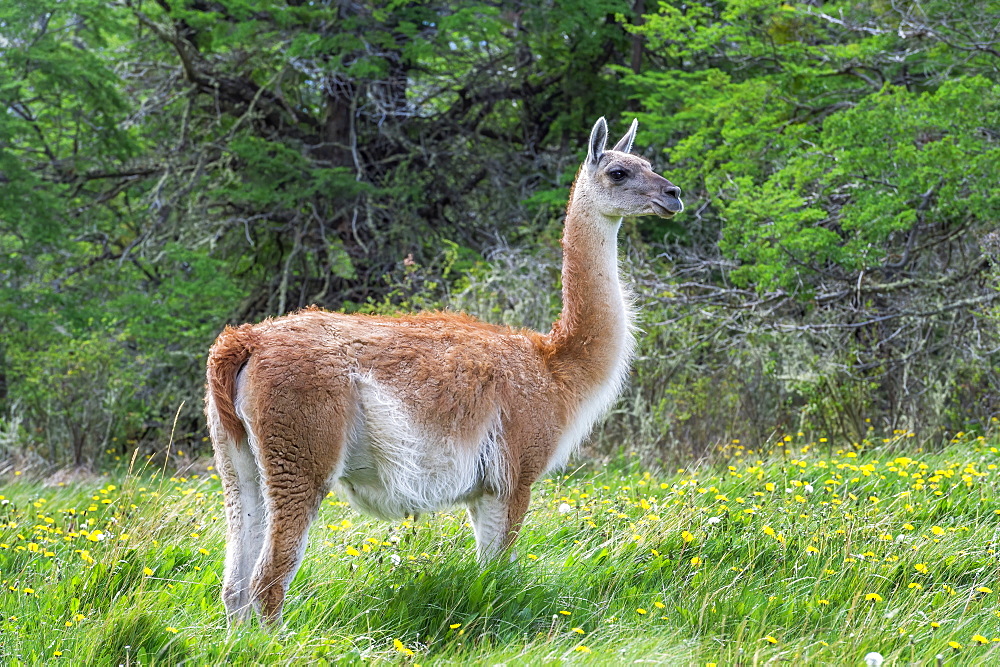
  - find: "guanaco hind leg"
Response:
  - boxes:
[217,438,266,622]
[246,401,348,624]
[208,384,268,624]
[249,478,327,625]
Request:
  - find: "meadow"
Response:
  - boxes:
[1,432,999,666]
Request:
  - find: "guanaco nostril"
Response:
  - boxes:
[664,186,681,199]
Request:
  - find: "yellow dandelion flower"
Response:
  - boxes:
[198,548,210,555]
[976,586,993,594]
[559,610,571,616]
[763,525,776,537]
[817,599,830,605]
[806,546,819,554]
[143,567,154,576]
[972,635,989,645]
[572,627,585,635]
[865,593,883,602]
[449,623,461,629]
[690,556,702,566]
[764,635,778,644]
[948,641,962,649]
[681,530,695,543]
[654,601,666,609]
[931,526,945,536]
[575,646,591,653]
[909,583,922,590]
[637,608,648,615]
[345,546,360,556]
[914,563,929,574]
[931,622,941,628]
[165,626,179,633]
[393,639,414,656]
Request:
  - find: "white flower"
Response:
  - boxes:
[706,516,722,525]
[864,651,884,667]
[804,484,814,493]
[558,503,572,514]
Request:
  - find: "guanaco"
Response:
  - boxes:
[205,117,683,623]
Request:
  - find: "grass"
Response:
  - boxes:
[1,432,999,665]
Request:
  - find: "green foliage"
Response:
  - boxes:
[722,77,1000,291]
[613,0,1000,443]
[2,242,245,466]
[628,2,1000,292]
[0,0,652,463]
[2,0,999,463]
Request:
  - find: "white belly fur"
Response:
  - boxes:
[336,373,509,520]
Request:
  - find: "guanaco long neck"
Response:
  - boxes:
[548,192,634,397]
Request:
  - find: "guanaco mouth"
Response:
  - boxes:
[650,196,683,217]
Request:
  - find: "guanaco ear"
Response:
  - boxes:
[611,118,638,154]
[588,117,608,165]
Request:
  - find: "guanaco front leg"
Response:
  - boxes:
[467,482,532,563]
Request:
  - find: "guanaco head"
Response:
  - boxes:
[575,117,683,220]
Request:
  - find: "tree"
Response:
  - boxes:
[1,0,648,464]
[621,0,1000,444]
[3,0,998,464]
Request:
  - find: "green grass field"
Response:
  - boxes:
[2,433,999,665]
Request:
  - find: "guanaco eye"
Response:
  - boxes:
[608,168,629,182]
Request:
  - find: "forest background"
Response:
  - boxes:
[2,0,999,470]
